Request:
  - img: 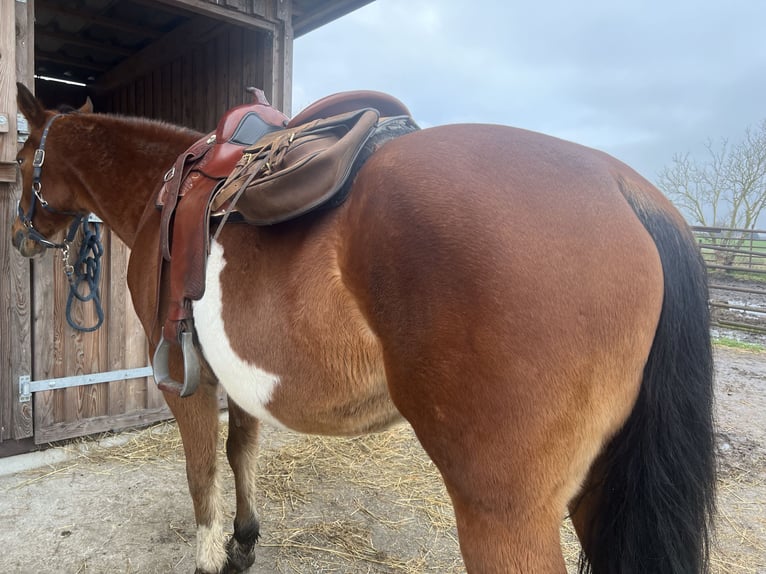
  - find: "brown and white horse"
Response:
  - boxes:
[11,83,716,574]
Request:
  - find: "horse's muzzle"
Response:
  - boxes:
[11,223,46,258]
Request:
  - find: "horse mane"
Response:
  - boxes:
[56,111,202,158]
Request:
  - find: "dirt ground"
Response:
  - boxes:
[0,345,764,574]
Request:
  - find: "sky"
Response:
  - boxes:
[293,0,766,193]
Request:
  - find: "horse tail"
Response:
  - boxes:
[580,177,717,573]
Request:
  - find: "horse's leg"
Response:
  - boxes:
[451,497,567,573]
[223,398,261,571]
[162,376,228,574]
[387,369,579,573]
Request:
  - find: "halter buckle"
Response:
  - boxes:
[32,149,45,168]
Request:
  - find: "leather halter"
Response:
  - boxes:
[18,112,86,250]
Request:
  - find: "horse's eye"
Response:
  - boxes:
[16,157,23,166]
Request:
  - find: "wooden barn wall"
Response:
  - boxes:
[102,25,270,132]
[31,230,166,444]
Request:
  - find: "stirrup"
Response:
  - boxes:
[152,331,200,397]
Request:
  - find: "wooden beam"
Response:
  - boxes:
[36,0,164,40]
[0,0,34,445]
[94,16,226,92]
[0,1,15,166]
[35,405,173,444]
[0,162,17,183]
[270,2,294,116]
[293,0,374,37]
[36,29,135,58]
[155,0,277,33]
[36,51,114,73]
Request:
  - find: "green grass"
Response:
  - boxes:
[712,336,765,352]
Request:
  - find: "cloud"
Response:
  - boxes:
[293,0,766,213]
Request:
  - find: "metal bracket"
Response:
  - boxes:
[17,367,154,403]
[17,113,29,143]
[19,375,31,403]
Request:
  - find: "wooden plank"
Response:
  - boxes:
[171,58,182,125]
[156,0,278,32]
[269,2,293,114]
[0,438,37,458]
[182,50,193,127]
[143,73,153,118]
[127,82,136,116]
[242,30,260,98]
[191,44,206,132]
[292,0,373,37]
[152,68,162,120]
[204,38,217,130]
[0,0,16,166]
[96,16,225,93]
[216,31,230,115]
[161,64,172,122]
[35,404,173,445]
[0,163,18,183]
[0,0,34,444]
[109,234,150,413]
[135,77,146,117]
[107,232,128,417]
[33,245,60,433]
[228,27,245,105]
[37,1,164,39]
[36,29,134,57]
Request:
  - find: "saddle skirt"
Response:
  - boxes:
[151,89,418,396]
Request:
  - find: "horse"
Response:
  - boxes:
[11,82,716,574]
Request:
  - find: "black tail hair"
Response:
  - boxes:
[579,182,717,573]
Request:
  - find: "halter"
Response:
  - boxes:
[17,112,86,250]
[17,112,104,331]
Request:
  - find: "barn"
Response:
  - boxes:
[0,0,372,456]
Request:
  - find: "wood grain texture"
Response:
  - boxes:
[0,0,34,443]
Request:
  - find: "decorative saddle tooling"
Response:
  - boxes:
[152,89,419,396]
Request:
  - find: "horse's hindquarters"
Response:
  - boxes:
[338,124,665,571]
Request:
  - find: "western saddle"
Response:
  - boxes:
[152,88,418,396]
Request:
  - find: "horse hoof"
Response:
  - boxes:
[222,534,257,573]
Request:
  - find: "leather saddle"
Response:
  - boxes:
[153,88,416,396]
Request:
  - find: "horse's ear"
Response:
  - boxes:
[79,97,94,114]
[17,82,47,128]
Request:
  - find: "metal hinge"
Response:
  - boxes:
[19,375,31,403]
[17,367,153,403]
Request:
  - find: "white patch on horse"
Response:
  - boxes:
[194,240,286,429]
[195,473,227,572]
[195,523,227,572]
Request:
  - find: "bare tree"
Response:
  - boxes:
[657,120,766,264]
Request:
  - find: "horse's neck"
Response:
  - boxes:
[71,116,199,248]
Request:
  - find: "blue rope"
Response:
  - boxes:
[65,220,104,332]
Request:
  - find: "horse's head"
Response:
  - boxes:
[12,83,94,258]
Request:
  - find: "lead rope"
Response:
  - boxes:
[64,219,104,332]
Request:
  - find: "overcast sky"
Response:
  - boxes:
[293,0,766,191]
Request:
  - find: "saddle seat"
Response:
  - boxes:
[153,89,414,396]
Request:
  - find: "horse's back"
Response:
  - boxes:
[341,122,665,362]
